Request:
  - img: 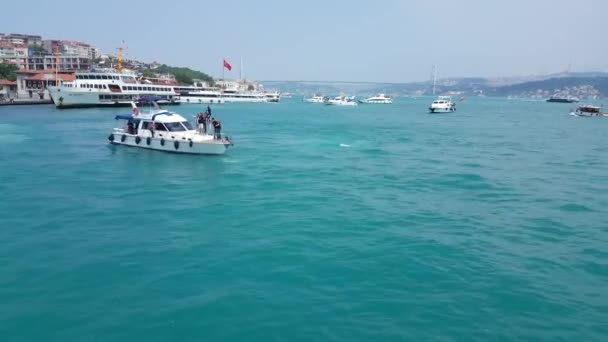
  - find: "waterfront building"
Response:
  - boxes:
[0,79,17,100]
[15,69,75,99]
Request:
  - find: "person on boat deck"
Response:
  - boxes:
[212,118,222,140]
[197,113,206,133]
[127,122,135,135]
[148,121,155,137]
[206,105,212,117]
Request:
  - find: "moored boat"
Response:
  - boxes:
[571,105,607,117]
[359,94,392,104]
[326,96,357,106]
[303,94,328,103]
[48,70,180,108]
[429,96,456,113]
[107,97,232,155]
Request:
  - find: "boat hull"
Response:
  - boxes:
[48,87,179,108]
[429,106,455,113]
[108,133,229,155]
[180,96,225,104]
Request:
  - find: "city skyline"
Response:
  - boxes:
[1,0,607,83]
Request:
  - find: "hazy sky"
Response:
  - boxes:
[2,0,607,82]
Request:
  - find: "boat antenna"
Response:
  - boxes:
[432,65,437,96]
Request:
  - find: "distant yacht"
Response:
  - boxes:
[326,96,357,106]
[547,95,579,103]
[304,94,328,103]
[359,94,392,104]
[429,96,456,113]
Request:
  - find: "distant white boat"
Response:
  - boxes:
[429,96,456,113]
[571,105,607,117]
[304,94,328,103]
[326,96,357,106]
[359,94,392,104]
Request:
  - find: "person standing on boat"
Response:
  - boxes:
[212,118,221,140]
[197,113,206,134]
[149,121,155,137]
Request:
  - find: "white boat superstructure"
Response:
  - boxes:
[221,88,267,103]
[264,91,281,103]
[48,70,180,108]
[429,96,456,113]
[360,94,392,104]
[175,86,225,104]
[304,95,328,103]
[326,96,358,106]
[108,98,232,155]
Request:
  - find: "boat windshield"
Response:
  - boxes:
[164,122,187,132]
[181,121,194,130]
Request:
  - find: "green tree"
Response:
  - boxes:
[0,63,18,82]
[154,64,214,85]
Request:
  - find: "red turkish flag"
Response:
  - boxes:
[223,59,232,71]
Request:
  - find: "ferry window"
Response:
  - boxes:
[102,75,107,79]
[154,123,167,131]
[164,122,186,132]
[137,87,142,91]
[181,121,194,130]
[95,75,101,79]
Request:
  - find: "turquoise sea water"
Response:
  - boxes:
[1,97,607,341]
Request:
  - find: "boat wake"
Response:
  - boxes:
[339,143,351,148]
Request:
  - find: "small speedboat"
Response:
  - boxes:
[303,95,328,103]
[359,94,392,104]
[108,97,232,155]
[326,96,358,106]
[571,105,607,117]
[429,96,456,113]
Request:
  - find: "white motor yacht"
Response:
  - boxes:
[326,96,358,106]
[264,91,281,103]
[304,95,328,103]
[108,97,232,155]
[360,94,393,104]
[429,96,456,113]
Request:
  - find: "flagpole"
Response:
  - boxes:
[222,58,224,81]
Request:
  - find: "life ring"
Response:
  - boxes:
[189,140,193,148]
[135,136,141,144]
[146,137,151,145]
[121,134,126,142]
[108,134,114,142]
[160,138,165,146]
[174,141,180,150]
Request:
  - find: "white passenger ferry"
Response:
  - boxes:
[174,86,225,104]
[48,70,180,108]
[108,98,232,155]
[221,88,267,103]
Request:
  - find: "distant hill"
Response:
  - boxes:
[262,72,608,99]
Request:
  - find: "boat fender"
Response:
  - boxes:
[135,136,141,144]
[121,134,126,142]
[108,134,114,142]
[160,138,165,146]
[146,137,151,145]
[174,141,179,150]
[189,141,193,148]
